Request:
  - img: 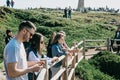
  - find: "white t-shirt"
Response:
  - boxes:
[4,38,28,80]
[28,51,52,65]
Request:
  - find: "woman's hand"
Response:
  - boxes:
[52,57,59,63]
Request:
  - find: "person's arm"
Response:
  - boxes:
[63,41,70,49]
[6,46,42,78]
[7,62,41,78]
[27,61,37,67]
[52,44,66,57]
[44,54,58,65]
[27,51,39,67]
[27,51,44,67]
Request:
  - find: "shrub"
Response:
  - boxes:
[0,31,5,58]
[14,10,31,20]
[75,59,114,80]
[37,26,52,37]
[89,51,120,79]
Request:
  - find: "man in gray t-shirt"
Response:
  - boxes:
[4,21,42,80]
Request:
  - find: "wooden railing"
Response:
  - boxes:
[108,39,120,52]
[37,38,109,80]
[37,40,84,80]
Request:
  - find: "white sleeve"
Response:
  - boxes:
[42,54,52,65]
[28,51,39,62]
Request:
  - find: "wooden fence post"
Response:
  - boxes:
[107,38,110,51]
[71,52,75,80]
[76,43,79,63]
[83,38,85,59]
[45,59,48,80]
[62,54,68,80]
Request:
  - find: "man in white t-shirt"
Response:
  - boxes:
[4,21,42,80]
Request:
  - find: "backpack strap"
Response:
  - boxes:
[41,54,44,58]
[26,46,38,60]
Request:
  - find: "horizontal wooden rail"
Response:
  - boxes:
[71,41,84,50]
[51,68,66,80]
[77,41,84,46]
[37,68,46,80]
[68,68,75,80]
[80,47,83,50]
[36,38,108,80]
[85,45,106,48]
[48,55,65,69]
[86,40,106,42]
[111,39,120,41]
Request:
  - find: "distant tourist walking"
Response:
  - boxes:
[113,25,120,54]
[63,7,68,18]
[5,29,13,45]
[6,0,10,7]
[68,6,72,18]
[11,0,15,8]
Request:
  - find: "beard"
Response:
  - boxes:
[23,33,29,42]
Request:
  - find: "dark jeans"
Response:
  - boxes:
[28,73,37,80]
[116,41,120,53]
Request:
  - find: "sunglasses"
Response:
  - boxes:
[40,41,44,44]
[26,29,33,37]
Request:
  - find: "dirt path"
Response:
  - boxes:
[0,69,6,80]
[85,47,107,59]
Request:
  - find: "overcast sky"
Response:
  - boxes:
[0,0,119,10]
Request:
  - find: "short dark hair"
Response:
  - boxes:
[6,29,11,35]
[19,21,36,31]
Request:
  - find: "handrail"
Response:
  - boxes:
[85,45,106,48]
[48,55,65,69]
[37,68,46,80]
[80,47,83,51]
[51,68,66,80]
[36,38,108,80]
[68,68,75,80]
[71,40,84,50]
[111,39,120,41]
[86,39,106,42]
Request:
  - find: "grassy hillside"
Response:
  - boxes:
[0,7,120,60]
[75,51,120,79]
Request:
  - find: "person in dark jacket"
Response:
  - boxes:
[6,0,10,7]
[68,6,72,18]
[5,29,13,45]
[63,7,68,18]
[114,26,120,53]
[47,32,56,58]
[11,0,15,8]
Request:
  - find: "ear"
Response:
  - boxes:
[22,28,26,33]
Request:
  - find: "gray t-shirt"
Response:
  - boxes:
[4,38,28,80]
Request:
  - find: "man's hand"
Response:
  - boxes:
[37,61,45,66]
[31,64,43,72]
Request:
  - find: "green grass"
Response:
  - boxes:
[0,7,120,70]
